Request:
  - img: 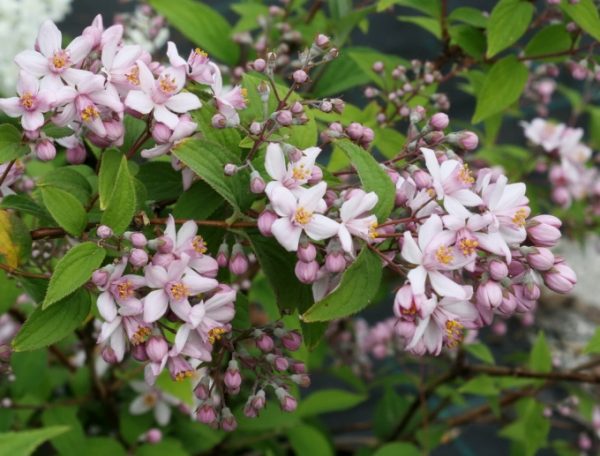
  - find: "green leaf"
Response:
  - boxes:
[500,398,550,456]
[297,389,367,417]
[85,438,126,456]
[529,331,552,373]
[450,25,486,59]
[397,15,441,39]
[231,3,270,33]
[302,248,382,322]
[173,138,253,213]
[41,406,86,456]
[173,181,223,220]
[336,139,395,221]
[40,168,92,205]
[0,210,31,268]
[560,0,600,42]
[101,153,136,234]
[486,0,534,58]
[0,426,69,456]
[311,52,371,97]
[472,56,528,123]
[448,6,488,28]
[374,387,409,439]
[245,231,313,313]
[148,0,239,65]
[137,162,183,202]
[0,194,51,221]
[0,270,20,314]
[192,105,241,150]
[287,424,334,456]
[373,443,421,456]
[13,289,90,351]
[459,375,498,396]
[0,124,28,163]
[524,24,572,60]
[237,405,299,431]
[464,342,495,364]
[98,149,122,210]
[583,327,600,354]
[40,186,87,236]
[43,242,106,309]
[345,48,408,91]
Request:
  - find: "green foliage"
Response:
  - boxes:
[373,443,421,456]
[13,289,90,351]
[287,424,334,456]
[500,398,550,456]
[560,0,600,42]
[43,242,105,309]
[486,0,534,58]
[40,186,87,236]
[147,0,239,65]
[464,343,495,365]
[529,331,552,373]
[41,406,86,455]
[302,247,382,322]
[373,387,409,439]
[297,389,367,417]
[524,24,572,60]
[0,124,29,163]
[0,426,69,456]
[99,151,136,234]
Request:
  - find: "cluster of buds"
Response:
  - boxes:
[321,121,375,149]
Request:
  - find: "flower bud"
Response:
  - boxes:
[97,225,113,239]
[258,209,277,236]
[315,34,330,48]
[131,344,148,361]
[273,356,289,371]
[297,242,317,262]
[544,263,576,293]
[224,360,242,393]
[145,428,162,444]
[372,61,384,73]
[194,377,211,400]
[152,122,172,143]
[430,112,449,130]
[293,70,308,84]
[217,242,229,268]
[290,374,311,387]
[251,390,266,410]
[476,281,503,309]
[346,122,364,140]
[275,387,297,412]
[281,330,302,351]
[92,269,110,288]
[253,58,266,72]
[527,247,554,271]
[458,131,478,150]
[325,251,346,273]
[224,163,238,176]
[256,333,274,352]
[527,217,561,247]
[130,232,147,248]
[66,144,87,164]
[275,110,293,126]
[101,347,118,364]
[294,260,319,284]
[212,113,227,128]
[129,248,149,267]
[413,169,432,189]
[308,165,323,185]
[229,245,249,275]
[249,121,262,135]
[146,336,169,363]
[197,403,217,424]
[498,292,517,315]
[36,139,56,161]
[156,236,173,254]
[220,407,238,431]
[250,170,266,193]
[489,260,508,281]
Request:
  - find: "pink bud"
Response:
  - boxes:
[130,232,147,248]
[194,378,210,400]
[458,131,478,150]
[258,209,277,236]
[544,263,576,293]
[527,217,562,247]
[476,281,503,309]
[361,127,375,144]
[251,390,266,410]
[291,374,311,387]
[489,260,508,280]
[145,428,162,444]
[491,320,507,336]
[220,408,238,431]
[253,58,266,72]
[152,123,172,143]
[224,360,242,393]
[217,243,229,268]
[578,433,592,451]
[101,347,118,364]
[275,110,293,126]
[293,70,308,84]
[224,163,238,176]
[325,251,346,273]
[131,344,148,361]
[430,113,449,130]
[105,119,125,142]
[297,242,317,262]
[281,330,302,351]
[146,336,169,363]
[256,333,274,352]
[197,403,217,424]
[250,170,266,193]
[249,121,262,135]
[156,236,173,254]
[346,122,364,140]
[35,139,56,161]
[552,186,571,207]
[66,144,86,164]
[97,225,113,239]
[276,388,297,412]
[413,169,432,189]
[372,61,384,73]
[308,165,323,185]
[92,269,110,287]
[229,245,249,275]
[527,247,554,271]
[291,361,306,374]
[274,356,289,371]
[315,34,330,48]
[129,248,148,267]
[294,260,319,284]
[498,292,517,315]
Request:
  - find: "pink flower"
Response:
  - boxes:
[129,381,179,426]
[264,143,322,196]
[142,115,197,158]
[422,147,482,218]
[167,42,215,85]
[337,190,379,253]
[101,41,143,94]
[520,118,565,151]
[143,256,218,323]
[269,182,340,251]
[209,63,247,126]
[161,215,213,261]
[15,20,93,92]
[401,214,471,299]
[125,60,201,129]
[96,259,146,321]
[0,72,51,131]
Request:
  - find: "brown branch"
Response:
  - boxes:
[465,364,600,384]
[0,262,49,279]
[0,159,16,188]
[148,218,256,228]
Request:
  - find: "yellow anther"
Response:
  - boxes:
[435,245,454,265]
[294,207,312,225]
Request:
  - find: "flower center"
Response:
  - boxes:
[400,302,417,317]
[169,282,189,301]
[175,369,193,382]
[445,320,464,348]
[512,208,528,227]
[435,245,454,265]
[458,164,474,185]
[194,48,208,58]
[20,93,36,111]
[126,66,140,86]
[159,74,177,94]
[81,105,100,123]
[292,164,311,181]
[294,207,313,225]
[143,393,157,407]
[368,222,379,239]
[208,327,227,344]
[192,235,207,254]
[51,50,70,71]
[131,326,151,345]
[240,87,248,103]
[458,238,478,256]
[116,280,135,299]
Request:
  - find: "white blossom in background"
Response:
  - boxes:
[0,0,72,95]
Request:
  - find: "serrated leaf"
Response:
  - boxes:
[0,194,52,221]
[98,149,122,210]
[464,342,495,364]
[101,154,136,234]
[302,247,382,322]
[336,139,395,222]
[524,24,572,60]
[560,0,600,42]
[297,389,367,417]
[472,56,528,123]
[40,168,92,205]
[0,124,28,163]
[43,242,106,308]
[0,426,69,456]
[148,0,239,65]
[0,210,31,267]
[173,138,252,212]
[500,398,550,456]
[13,289,90,351]
[40,186,87,236]
[486,0,534,58]
[397,15,441,39]
[529,331,552,373]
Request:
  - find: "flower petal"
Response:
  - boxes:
[97,291,118,321]
[37,20,62,57]
[14,50,49,78]
[143,290,169,322]
[305,214,339,241]
[429,271,467,299]
[125,90,154,114]
[265,143,287,181]
[165,92,202,113]
[271,218,302,251]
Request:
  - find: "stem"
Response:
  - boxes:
[126,127,151,160]
[0,159,16,188]
[0,262,49,279]
[465,364,600,383]
[148,218,256,228]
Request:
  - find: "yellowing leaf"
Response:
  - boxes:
[0,210,31,267]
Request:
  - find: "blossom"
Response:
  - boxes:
[124,60,201,129]
[0,71,51,131]
[161,215,212,260]
[143,256,218,323]
[97,315,151,362]
[141,115,197,158]
[401,214,471,299]
[129,381,180,426]
[337,190,379,253]
[101,40,143,94]
[269,182,340,251]
[264,143,322,196]
[15,20,93,92]
[0,160,24,197]
[209,63,247,126]
[96,259,146,321]
[422,147,482,218]
[520,118,565,151]
[166,41,214,85]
